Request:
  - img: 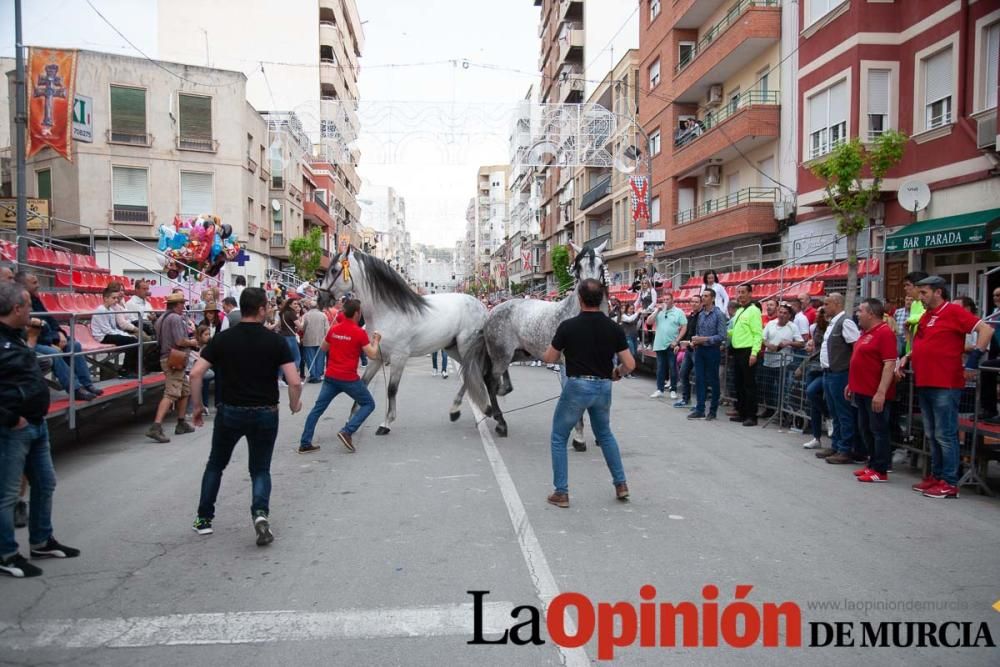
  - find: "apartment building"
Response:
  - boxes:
[12,49,272,284]
[640,0,797,271]
[474,164,511,283]
[796,0,1000,305]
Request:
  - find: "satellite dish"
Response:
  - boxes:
[898,180,931,213]
[271,199,281,212]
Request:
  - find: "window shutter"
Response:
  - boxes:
[110,86,146,135]
[986,23,999,109]
[36,170,51,199]
[112,167,148,206]
[829,80,848,126]
[868,69,890,116]
[924,48,953,105]
[808,90,827,134]
[179,94,213,140]
[180,172,214,216]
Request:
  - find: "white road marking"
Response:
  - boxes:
[469,402,591,667]
[0,603,512,650]
[424,473,480,480]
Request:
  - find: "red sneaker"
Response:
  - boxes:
[911,476,938,493]
[922,481,959,499]
[853,467,872,477]
[857,470,889,483]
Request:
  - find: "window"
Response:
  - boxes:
[807,80,848,159]
[807,0,839,26]
[650,196,660,224]
[728,88,741,114]
[36,169,51,200]
[178,94,214,151]
[649,0,660,22]
[180,171,213,217]
[650,129,661,156]
[649,58,660,88]
[726,173,741,198]
[983,22,999,109]
[109,85,147,144]
[923,48,953,130]
[867,69,890,140]
[272,202,284,247]
[757,67,770,95]
[678,42,695,69]
[111,166,148,222]
[757,157,775,187]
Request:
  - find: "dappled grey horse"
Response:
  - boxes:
[315,247,493,435]
[462,242,609,447]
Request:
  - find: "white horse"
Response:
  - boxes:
[315,247,493,435]
[462,242,609,448]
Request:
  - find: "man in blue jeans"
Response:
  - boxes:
[0,282,80,578]
[814,293,861,465]
[645,292,687,400]
[298,299,381,454]
[190,287,303,546]
[542,279,635,508]
[687,288,729,421]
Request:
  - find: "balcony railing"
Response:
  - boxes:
[313,193,329,212]
[675,0,780,74]
[675,90,780,148]
[675,187,777,224]
[271,175,284,190]
[579,175,612,210]
[177,136,217,152]
[112,205,150,223]
[107,130,151,146]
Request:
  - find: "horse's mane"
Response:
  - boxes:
[353,251,428,315]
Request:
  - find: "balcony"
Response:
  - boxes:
[669,0,729,29]
[672,90,780,176]
[559,75,584,103]
[112,205,149,223]
[668,188,778,253]
[304,195,334,229]
[106,129,151,147]
[579,175,612,211]
[176,136,217,152]
[672,0,781,104]
[557,26,584,65]
[559,0,583,23]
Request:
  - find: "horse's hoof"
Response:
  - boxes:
[572,439,587,452]
[495,423,508,437]
[449,411,461,422]
[375,426,391,436]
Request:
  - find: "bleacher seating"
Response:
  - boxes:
[1,239,110,273]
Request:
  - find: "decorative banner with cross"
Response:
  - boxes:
[26,48,78,161]
[629,176,650,223]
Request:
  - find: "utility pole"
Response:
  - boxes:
[14,0,28,267]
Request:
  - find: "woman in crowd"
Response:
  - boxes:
[199,302,224,337]
[703,270,730,313]
[634,278,657,347]
[277,298,303,385]
[799,307,829,450]
[187,324,216,416]
[618,303,640,378]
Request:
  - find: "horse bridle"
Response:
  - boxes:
[311,254,356,297]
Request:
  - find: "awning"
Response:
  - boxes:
[884,208,1000,252]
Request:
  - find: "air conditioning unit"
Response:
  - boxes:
[706,84,724,107]
[975,112,998,150]
[704,164,722,187]
[773,200,793,221]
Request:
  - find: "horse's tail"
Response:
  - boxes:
[462,329,494,415]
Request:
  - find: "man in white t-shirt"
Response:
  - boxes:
[787,297,811,342]
[763,303,804,368]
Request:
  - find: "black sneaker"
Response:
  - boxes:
[0,553,42,578]
[13,500,27,528]
[192,517,213,535]
[687,411,706,420]
[706,413,717,421]
[30,537,80,559]
[253,511,273,546]
[298,444,321,454]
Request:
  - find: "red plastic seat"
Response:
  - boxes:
[38,292,64,313]
[72,294,91,311]
[49,250,71,269]
[0,242,14,262]
[57,293,78,312]
[72,324,113,352]
[55,271,73,289]
[26,246,44,266]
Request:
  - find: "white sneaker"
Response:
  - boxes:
[891,449,909,466]
[278,379,288,388]
[825,419,834,437]
[442,371,448,379]
[802,438,821,449]
[431,369,439,376]
[650,390,664,399]
[669,390,677,399]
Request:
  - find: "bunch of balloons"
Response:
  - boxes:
[157,214,242,279]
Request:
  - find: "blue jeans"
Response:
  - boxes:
[300,378,376,446]
[302,346,326,381]
[694,345,721,416]
[677,347,694,401]
[432,350,448,372]
[279,336,301,381]
[805,371,826,440]
[655,348,677,392]
[823,371,855,454]
[550,377,626,494]
[917,387,962,485]
[36,342,94,391]
[624,334,638,360]
[197,404,280,520]
[0,422,56,558]
[855,394,891,474]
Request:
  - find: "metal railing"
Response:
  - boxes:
[580,175,612,210]
[675,187,777,224]
[112,206,150,223]
[675,0,780,73]
[674,90,780,148]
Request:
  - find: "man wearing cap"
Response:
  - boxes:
[146,293,199,443]
[898,276,993,499]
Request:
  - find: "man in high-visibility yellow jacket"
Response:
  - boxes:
[728,284,764,426]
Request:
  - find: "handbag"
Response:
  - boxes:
[166,348,188,371]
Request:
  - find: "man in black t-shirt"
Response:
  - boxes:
[541,279,636,508]
[189,287,303,546]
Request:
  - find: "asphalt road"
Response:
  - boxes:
[1,359,998,666]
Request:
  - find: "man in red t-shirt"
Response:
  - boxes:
[846,298,898,483]
[298,299,381,453]
[898,276,993,498]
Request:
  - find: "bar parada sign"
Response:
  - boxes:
[885,228,983,252]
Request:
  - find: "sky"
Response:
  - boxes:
[0,0,542,247]
[354,0,541,246]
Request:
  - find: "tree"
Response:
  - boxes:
[551,244,573,294]
[288,227,325,280]
[810,130,907,312]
